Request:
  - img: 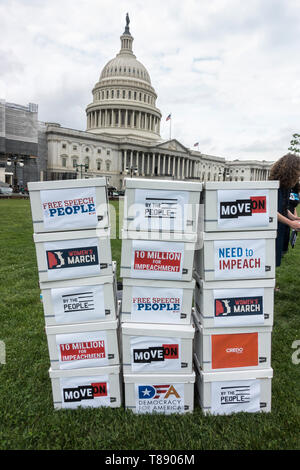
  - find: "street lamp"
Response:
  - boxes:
[125,166,138,177]
[6,156,24,192]
[74,163,89,179]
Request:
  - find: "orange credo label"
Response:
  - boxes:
[211,332,258,369]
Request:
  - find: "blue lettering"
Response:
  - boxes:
[49,208,57,217]
[73,205,81,214]
[81,204,88,213]
[64,206,73,215]
[218,247,243,258]
[88,203,95,213]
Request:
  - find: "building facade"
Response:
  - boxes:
[0,100,47,188]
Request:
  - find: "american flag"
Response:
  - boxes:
[166,114,171,121]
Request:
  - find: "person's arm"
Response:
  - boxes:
[278,212,300,230]
[287,209,300,221]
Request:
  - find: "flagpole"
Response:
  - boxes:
[169,116,172,140]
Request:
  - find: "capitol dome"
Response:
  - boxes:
[86,15,161,141]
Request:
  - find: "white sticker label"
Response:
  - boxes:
[217,189,269,229]
[135,383,185,414]
[213,288,265,327]
[214,239,266,280]
[41,187,98,231]
[55,331,108,369]
[131,286,183,324]
[51,284,106,324]
[211,379,261,415]
[60,374,110,409]
[130,336,181,373]
[131,240,184,280]
[133,189,190,232]
[44,237,101,281]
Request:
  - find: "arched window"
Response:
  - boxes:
[97,160,102,171]
[72,157,78,168]
[61,157,67,168]
[106,160,111,171]
[85,157,89,169]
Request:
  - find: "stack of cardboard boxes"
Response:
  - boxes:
[120,178,202,414]
[28,178,122,409]
[193,181,279,415]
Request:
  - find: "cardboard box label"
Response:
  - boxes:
[211,379,260,415]
[133,189,189,231]
[217,189,269,229]
[135,383,185,414]
[214,239,266,280]
[213,288,265,327]
[44,238,101,280]
[131,285,183,324]
[211,332,258,369]
[40,187,98,230]
[131,240,184,280]
[55,331,108,369]
[51,284,106,324]
[60,374,110,409]
[130,336,182,372]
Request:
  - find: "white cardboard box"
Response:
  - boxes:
[33,228,112,282]
[45,320,119,370]
[121,277,195,325]
[121,232,195,282]
[194,354,273,415]
[49,365,122,409]
[40,275,117,326]
[122,177,202,235]
[124,371,196,414]
[202,181,279,232]
[194,230,276,281]
[28,178,109,233]
[193,310,272,372]
[121,322,195,375]
[193,272,274,328]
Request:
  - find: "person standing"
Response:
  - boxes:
[269,153,300,268]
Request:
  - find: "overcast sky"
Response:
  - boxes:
[0,0,299,161]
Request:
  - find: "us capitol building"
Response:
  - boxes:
[0,15,273,189]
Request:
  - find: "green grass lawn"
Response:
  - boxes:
[0,199,300,450]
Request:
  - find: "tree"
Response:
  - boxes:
[288,133,300,153]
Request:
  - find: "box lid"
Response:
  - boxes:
[121,229,196,243]
[204,181,279,191]
[45,320,118,335]
[123,371,196,384]
[33,227,110,243]
[194,354,273,381]
[193,271,276,289]
[28,177,107,192]
[123,277,195,289]
[49,365,120,378]
[192,310,272,335]
[40,274,114,290]
[125,178,203,192]
[200,230,277,241]
[121,322,195,338]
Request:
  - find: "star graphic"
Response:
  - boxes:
[142,387,151,397]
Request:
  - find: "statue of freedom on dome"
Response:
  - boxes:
[124,13,130,34]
